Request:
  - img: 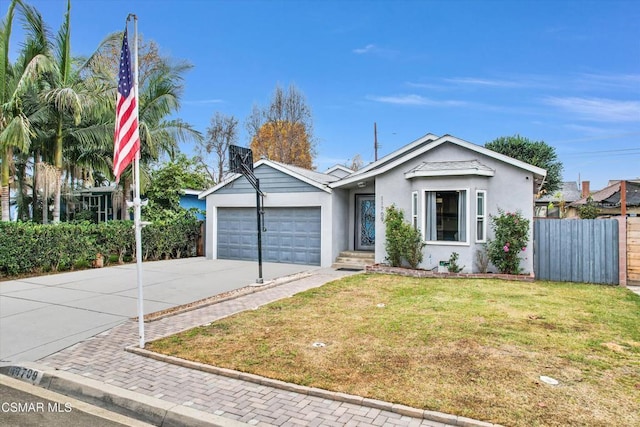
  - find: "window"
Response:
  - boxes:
[476,191,486,242]
[424,190,467,242]
[411,191,418,229]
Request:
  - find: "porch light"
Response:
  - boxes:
[357,181,367,188]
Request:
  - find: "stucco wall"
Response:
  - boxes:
[375,142,536,273]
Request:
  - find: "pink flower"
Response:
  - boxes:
[522,247,526,252]
[503,245,509,252]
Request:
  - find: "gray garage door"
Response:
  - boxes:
[217,207,321,265]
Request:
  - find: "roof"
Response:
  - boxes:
[404,160,495,178]
[537,182,582,203]
[570,180,640,207]
[330,133,546,189]
[199,159,338,199]
[324,164,354,177]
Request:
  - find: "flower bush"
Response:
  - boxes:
[487,209,529,274]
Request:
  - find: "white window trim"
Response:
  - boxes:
[422,187,470,246]
[411,191,418,229]
[476,190,487,243]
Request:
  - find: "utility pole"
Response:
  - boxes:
[374,122,378,161]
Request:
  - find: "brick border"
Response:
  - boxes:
[126,346,501,427]
[365,264,535,282]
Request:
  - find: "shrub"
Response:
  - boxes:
[384,205,425,268]
[447,252,464,273]
[0,216,202,278]
[487,209,529,274]
[577,196,600,219]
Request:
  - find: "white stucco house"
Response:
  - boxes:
[199,133,546,273]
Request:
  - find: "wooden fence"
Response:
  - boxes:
[628,217,640,285]
[534,219,619,285]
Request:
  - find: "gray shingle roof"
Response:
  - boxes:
[537,182,582,203]
[268,160,342,185]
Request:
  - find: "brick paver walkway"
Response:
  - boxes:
[40,269,457,427]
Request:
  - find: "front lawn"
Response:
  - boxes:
[148,274,640,427]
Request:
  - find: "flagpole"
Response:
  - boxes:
[130,13,145,348]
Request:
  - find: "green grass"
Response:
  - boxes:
[148,274,640,427]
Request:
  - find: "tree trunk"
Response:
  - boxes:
[53,120,63,223]
[32,151,40,222]
[53,175,62,223]
[1,146,12,222]
[0,185,9,222]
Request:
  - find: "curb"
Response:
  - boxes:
[126,347,502,427]
[0,363,250,427]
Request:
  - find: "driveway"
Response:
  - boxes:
[0,258,313,362]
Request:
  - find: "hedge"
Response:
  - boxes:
[0,218,201,278]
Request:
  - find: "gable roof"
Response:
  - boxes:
[570,180,640,207]
[324,164,354,178]
[405,160,495,178]
[199,159,337,199]
[330,133,546,189]
[537,182,582,203]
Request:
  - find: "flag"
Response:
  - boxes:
[113,28,140,182]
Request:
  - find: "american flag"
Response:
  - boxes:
[113,28,140,182]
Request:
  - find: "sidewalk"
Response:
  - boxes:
[5,267,497,427]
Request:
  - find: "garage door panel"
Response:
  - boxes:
[217,207,320,265]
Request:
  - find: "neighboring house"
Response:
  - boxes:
[535,181,582,218]
[180,189,206,220]
[199,133,546,273]
[71,185,120,222]
[67,186,206,222]
[570,180,640,217]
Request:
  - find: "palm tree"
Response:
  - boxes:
[0,0,51,221]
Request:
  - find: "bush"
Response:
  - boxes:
[0,216,202,278]
[577,196,599,219]
[487,209,529,274]
[384,205,425,268]
[447,252,464,273]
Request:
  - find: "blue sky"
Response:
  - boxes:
[7,0,640,190]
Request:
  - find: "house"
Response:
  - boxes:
[199,133,546,273]
[570,180,640,217]
[535,181,582,218]
[180,189,206,220]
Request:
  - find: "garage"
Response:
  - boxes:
[217,207,321,265]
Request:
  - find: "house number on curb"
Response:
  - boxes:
[6,366,43,385]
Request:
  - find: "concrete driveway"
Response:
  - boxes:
[0,258,313,362]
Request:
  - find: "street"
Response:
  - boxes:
[0,375,152,427]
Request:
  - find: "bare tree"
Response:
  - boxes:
[247,83,316,168]
[197,112,238,183]
[346,154,364,171]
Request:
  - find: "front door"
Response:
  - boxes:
[355,195,375,251]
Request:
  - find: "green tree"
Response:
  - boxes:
[143,154,211,220]
[485,135,563,194]
[0,0,52,221]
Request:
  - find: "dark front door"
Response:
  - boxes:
[355,195,375,251]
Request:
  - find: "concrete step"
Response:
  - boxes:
[332,251,375,270]
[338,251,375,260]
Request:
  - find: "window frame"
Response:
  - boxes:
[475,190,487,243]
[411,191,418,229]
[422,188,470,246]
